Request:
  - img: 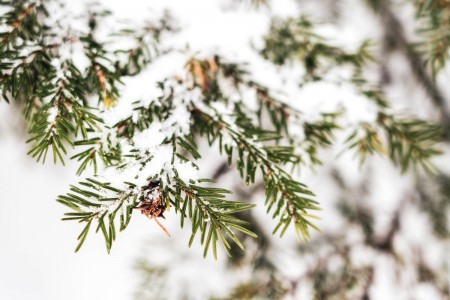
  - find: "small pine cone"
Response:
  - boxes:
[135,180,170,237]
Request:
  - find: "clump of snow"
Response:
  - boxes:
[133,124,167,152]
[98,68,206,191]
[288,115,306,143]
[173,160,199,183]
[50,58,67,83]
[240,86,259,112]
[102,96,135,128]
[46,107,59,124]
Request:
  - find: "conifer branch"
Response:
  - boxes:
[366,0,450,130]
[1,0,444,259]
[410,0,450,77]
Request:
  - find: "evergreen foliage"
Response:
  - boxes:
[412,0,450,77]
[0,0,445,262]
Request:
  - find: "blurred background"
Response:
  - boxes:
[1,0,450,299]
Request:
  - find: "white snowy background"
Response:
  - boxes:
[1,0,449,299]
